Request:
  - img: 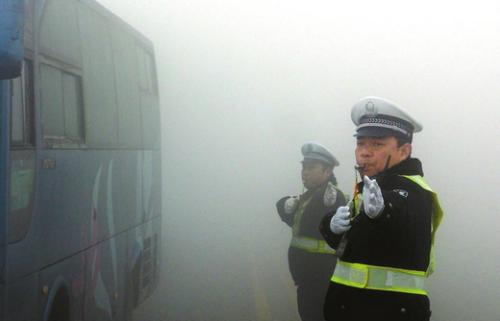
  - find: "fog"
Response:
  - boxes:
[97,0,500,320]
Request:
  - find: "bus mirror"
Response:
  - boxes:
[0,1,24,80]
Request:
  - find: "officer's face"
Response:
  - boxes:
[355,136,412,177]
[301,161,332,190]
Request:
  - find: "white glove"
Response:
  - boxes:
[284,196,299,214]
[330,202,352,234]
[323,182,338,207]
[362,176,385,219]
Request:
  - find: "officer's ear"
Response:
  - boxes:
[399,143,412,159]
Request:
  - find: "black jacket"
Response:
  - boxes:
[278,179,347,241]
[321,158,434,321]
[277,179,346,285]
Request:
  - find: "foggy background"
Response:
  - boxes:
[96,0,500,320]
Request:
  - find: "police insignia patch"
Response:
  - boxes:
[394,189,409,198]
[324,182,338,207]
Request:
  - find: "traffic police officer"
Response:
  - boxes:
[320,97,444,321]
[277,142,347,321]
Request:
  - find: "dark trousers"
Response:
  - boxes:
[324,283,432,321]
[296,279,330,321]
[289,247,337,321]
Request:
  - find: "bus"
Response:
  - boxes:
[0,0,162,320]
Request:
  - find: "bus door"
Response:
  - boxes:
[0,79,10,321]
[0,2,24,319]
[5,44,37,321]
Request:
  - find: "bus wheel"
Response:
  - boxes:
[47,288,70,321]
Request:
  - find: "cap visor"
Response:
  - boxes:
[302,156,332,166]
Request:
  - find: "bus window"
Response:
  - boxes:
[137,47,158,96]
[78,4,119,148]
[8,158,35,243]
[10,60,34,146]
[11,73,24,142]
[111,27,142,148]
[62,72,84,140]
[136,46,160,149]
[145,52,158,95]
[39,0,81,67]
[40,63,84,146]
[137,46,149,92]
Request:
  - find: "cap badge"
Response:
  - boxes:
[365,101,377,116]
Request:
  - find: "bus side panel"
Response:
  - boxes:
[83,232,128,321]
[32,149,141,320]
[127,216,161,320]
[36,150,94,269]
[35,150,142,270]
[5,274,38,321]
[142,150,161,222]
[39,252,85,321]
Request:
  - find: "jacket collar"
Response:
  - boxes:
[374,157,424,179]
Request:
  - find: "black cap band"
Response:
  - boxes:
[356,114,414,142]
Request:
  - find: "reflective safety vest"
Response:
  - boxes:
[401,175,444,276]
[331,175,444,295]
[291,235,336,254]
[290,190,337,255]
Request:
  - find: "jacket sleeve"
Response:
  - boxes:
[319,212,343,249]
[318,186,348,249]
[276,196,294,227]
[375,177,431,224]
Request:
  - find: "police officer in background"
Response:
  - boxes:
[277,142,347,321]
[320,97,444,321]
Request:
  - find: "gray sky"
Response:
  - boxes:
[98,0,500,320]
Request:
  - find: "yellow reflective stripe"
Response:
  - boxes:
[400,175,444,236]
[353,192,361,216]
[291,236,336,254]
[332,261,368,288]
[290,191,335,254]
[317,241,336,254]
[332,260,427,295]
[400,175,433,192]
[399,175,444,275]
[291,196,312,237]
